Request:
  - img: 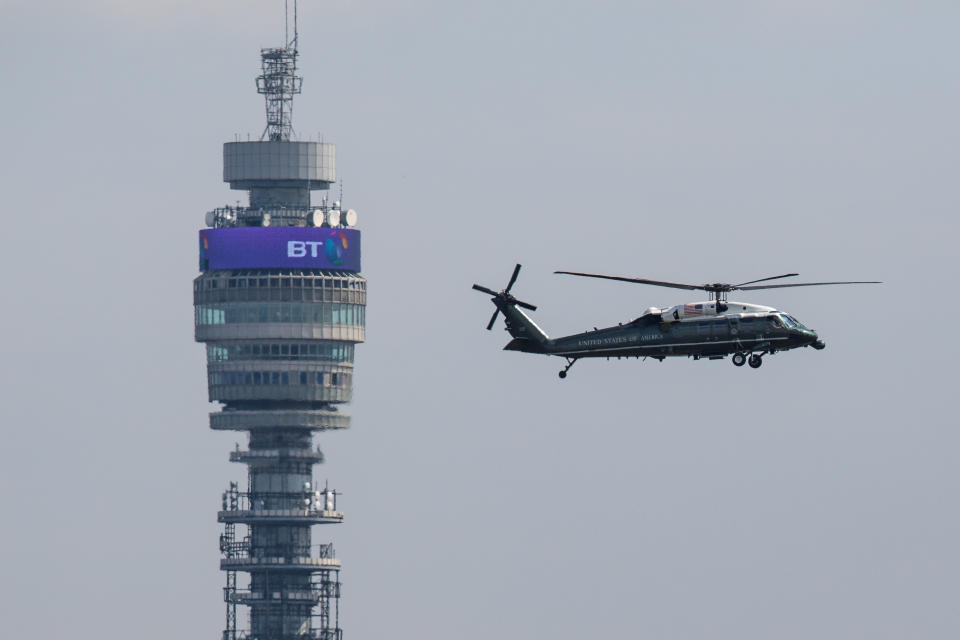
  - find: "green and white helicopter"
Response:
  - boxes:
[473,264,879,378]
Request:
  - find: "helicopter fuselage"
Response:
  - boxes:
[500,300,824,369]
[472,264,872,378]
[543,303,820,357]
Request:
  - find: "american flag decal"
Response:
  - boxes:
[684,304,703,316]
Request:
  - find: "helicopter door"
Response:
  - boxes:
[727,317,740,338]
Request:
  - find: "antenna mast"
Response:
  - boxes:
[257,0,302,141]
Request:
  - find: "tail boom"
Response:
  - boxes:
[473,264,549,353]
[497,302,550,351]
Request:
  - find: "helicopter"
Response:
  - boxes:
[472,264,879,378]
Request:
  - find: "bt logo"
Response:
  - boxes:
[287,231,349,265]
[287,241,326,257]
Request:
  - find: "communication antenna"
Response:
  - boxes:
[285,0,299,49]
[327,209,341,227]
[257,0,302,141]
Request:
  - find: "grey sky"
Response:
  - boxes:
[1,1,958,638]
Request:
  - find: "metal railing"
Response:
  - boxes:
[226,580,339,604]
[219,541,337,562]
[230,630,341,640]
[206,206,311,229]
[229,447,325,463]
[205,205,355,231]
[222,487,339,513]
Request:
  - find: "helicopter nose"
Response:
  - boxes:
[804,330,825,349]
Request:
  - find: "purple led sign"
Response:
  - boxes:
[199,227,361,272]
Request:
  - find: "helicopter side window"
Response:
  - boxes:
[710,319,726,336]
[768,316,783,329]
[677,322,695,337]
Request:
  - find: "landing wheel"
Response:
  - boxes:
[748,354,763,369]
[732,353,746,367]
[558,357,578,379]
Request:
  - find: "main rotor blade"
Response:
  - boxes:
[555,271,700,291]
[738,281,882,291]
[733,273,799,287]
[485,308,500,330]
[505,264,522,292]
[472,284,498,296]
[514,300,538,311]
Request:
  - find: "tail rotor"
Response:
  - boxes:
[472,264,538,330]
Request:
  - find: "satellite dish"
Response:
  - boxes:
[310,209,325,227]
[204,211,216,227]
[327,209,341,227]
[344,209,358,227]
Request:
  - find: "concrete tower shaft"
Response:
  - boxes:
[194,8,363,640]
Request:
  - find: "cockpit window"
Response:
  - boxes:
[785,314,807,329]
[775,314,806,329]
[768,316,783,329]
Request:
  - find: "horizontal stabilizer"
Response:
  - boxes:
[503,338,547,353]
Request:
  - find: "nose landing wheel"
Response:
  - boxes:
[748,354,763,369]
[732,353,746,367]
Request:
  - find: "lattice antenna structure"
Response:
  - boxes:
[258,0,302,141]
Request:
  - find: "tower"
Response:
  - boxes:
[194,5,363,639]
